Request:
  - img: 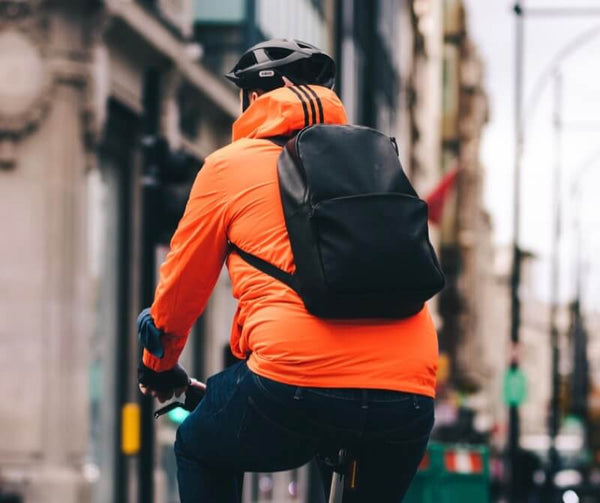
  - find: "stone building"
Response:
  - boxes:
[401,0,444,194]
[0,1,237,502]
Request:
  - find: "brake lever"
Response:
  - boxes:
[154,378,206,419]
[154,401,182,419]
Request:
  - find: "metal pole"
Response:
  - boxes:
[139,68,161,503]
[546,68,563,500]
[574,191,583,305]
[114,131,134,503]
[508,3,524,501]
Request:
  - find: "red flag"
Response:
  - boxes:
[425,168,459,225]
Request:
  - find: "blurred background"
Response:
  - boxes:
[0,0,599,502]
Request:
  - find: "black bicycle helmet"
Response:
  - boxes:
[225,39,336,92]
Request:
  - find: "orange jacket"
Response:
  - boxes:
[145,85,438,397]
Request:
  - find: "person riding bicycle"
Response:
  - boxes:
[138,39,438,502]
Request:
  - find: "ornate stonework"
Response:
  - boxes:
[0,29,51,128]
[0,0,50,168]
[0,0,38,23]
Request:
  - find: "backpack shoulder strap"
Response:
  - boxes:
[229,243,299,293]
[268,135,292,147]
[267,129,301,147]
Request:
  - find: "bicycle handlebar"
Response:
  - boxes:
[153,378,206,419]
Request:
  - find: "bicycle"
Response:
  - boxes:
[154,379,359,503]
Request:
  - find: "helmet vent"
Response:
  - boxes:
[237,52,257,70]
[265,48,292,60]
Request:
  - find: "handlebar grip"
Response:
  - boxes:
[183,385,206,411]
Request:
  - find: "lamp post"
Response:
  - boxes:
[510,4,600,501]
[545,68,563,500]
[139,68,162,503]
[508,5,524,502]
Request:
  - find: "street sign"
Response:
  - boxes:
[503,368,527,406]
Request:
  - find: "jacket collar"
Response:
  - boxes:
[232,85,348,141]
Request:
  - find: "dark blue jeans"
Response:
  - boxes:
[175,361,434,502]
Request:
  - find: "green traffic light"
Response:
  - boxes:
[167,408,190,424]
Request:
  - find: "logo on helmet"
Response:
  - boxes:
[259,70,275,77]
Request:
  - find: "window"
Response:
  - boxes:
[195,0,246,24]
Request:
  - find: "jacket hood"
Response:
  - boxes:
[232,85,348,141]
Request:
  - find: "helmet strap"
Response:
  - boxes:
[242,89,251,112]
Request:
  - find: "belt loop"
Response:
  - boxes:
[361,389,369,410]
[294,387,304,401]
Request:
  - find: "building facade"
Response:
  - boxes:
[425,0,511,446]
[0,1,237,502]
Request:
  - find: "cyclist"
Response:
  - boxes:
[138,39,438,502]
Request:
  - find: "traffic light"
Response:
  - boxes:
[141,135,200,243]
[158,149,199,241]
[167,408,190,425]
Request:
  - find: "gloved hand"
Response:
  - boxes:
[137,307,188,402]
[138,362,189,403]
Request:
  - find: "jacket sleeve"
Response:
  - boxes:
[144,156,229,371]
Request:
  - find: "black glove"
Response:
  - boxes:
[138,362,189,393]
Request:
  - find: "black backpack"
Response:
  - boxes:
[230,124,445,319]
